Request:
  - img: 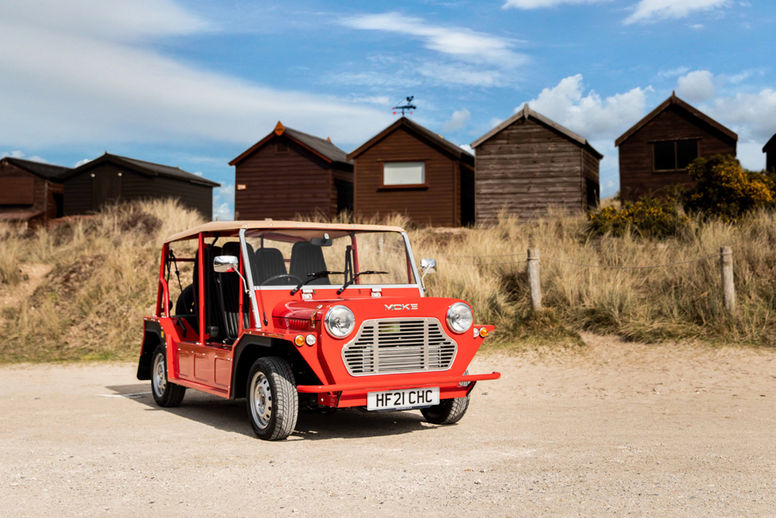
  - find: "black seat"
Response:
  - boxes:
[193,244,225,341]
[254,247,288,285]
[218,241,248,340]
[289,241,329,285]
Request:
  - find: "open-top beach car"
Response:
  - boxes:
[137,221,500,440]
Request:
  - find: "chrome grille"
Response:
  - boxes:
[342,318,457,376]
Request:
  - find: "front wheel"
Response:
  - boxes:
[151,346,186,407]
[421,396,470,424]
[246,357,298,440]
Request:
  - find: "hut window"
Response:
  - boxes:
[383,162,425,185]
[653,139,699,171]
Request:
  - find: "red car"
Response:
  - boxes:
[137,221,499,440]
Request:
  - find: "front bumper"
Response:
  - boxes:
[296,371,501,408]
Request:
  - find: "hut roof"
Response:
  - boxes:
[348,117,473,165]
[615,92,737,147]
[229,121,351,167]
[472,104,603,159]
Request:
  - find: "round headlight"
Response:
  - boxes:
[446,302,473,334]
[324,305,355,338]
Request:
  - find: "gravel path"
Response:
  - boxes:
[1,335,774,517]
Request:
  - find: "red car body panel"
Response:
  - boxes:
[139,222,500,409]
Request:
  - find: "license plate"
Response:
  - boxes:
[367,387,440,411]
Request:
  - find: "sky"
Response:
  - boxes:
[1,0,774,220]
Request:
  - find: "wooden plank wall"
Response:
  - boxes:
[235,136,336,220]
[618,106,736,202]
[122,169,213,219]
[65,164,214,218]
[353,127,459,227]
[475,118,586,224]
[765,141,775,172]
[64,171,94,215]
[0,162,65,222]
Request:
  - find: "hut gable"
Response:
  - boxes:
[229,122,353,220]
[0,157,70,223]
[615,93,738,202]
[471,105,602,224]
[63,153,219,218]
[764,133,776,172]
[348,117,475,227]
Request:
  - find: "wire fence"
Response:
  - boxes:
[436,247,737,314]
[440,252,720,270]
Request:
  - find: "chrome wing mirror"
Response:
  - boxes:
[213,255,248,292]
[420,258,437,290]
[213,255,239,273]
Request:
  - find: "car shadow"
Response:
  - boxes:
[105,383,433,440]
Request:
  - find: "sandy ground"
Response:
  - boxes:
[1,334,774,517]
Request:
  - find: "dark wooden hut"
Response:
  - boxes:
[471,105,602,224]
[764,133,776,172]
[615,93,737,202]
[348,117,475,227]
[0,157,70,224]
[229,122,353,220]
[62,153,219,219]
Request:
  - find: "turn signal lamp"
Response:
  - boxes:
[294,335,305,347]
[479,328,489,338]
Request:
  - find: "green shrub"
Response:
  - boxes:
[587,198,688,239]
[683,155,775,221]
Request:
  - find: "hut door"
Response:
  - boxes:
[92,170,122,209]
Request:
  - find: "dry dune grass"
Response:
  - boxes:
[0,199,774,362]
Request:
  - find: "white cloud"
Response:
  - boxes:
[676,70,715,102]
[625,0,730,24]
[459,144,474,155]
[213,183,235,221]
[340,12,527,68]
[658,66,690,79]
[503,0,608,9]
[0,149,49,163]
[0,1,392,149]
[708,88,776,143]
[442,109,472,132]
[526,74,650,139]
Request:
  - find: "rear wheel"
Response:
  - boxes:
[151,346,186,407]
[421,396,469,425]
[246,357,298,440]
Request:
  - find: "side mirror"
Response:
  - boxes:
[213,255,239,273]
[420,258,436,291]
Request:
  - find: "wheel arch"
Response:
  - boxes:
[137,321,163,380]
[230,336,318,399]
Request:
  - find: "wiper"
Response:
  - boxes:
[290,270,343,295]
[337,270,388,295]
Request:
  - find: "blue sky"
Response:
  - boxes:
[1,0,774,219]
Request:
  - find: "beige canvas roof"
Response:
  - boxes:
[165,220,407,243]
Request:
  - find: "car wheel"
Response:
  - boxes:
[420,396,470,425]
[246,357,298,440]
[151,346,186,407]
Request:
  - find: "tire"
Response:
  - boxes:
[246,357,298,440]
[151,346,186,407]
[421,396,470,425]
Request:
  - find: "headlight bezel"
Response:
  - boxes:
[324,305,356,339]
[446,302,473,334]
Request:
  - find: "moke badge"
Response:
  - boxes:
[384,303,418,311]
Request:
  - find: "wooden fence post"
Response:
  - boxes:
[720,246,735,315]
[527,248,542,312]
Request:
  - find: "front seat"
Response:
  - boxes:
[289,241,329,285]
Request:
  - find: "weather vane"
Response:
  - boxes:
[392,96,416,116]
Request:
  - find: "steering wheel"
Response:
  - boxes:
[260,274,303,286]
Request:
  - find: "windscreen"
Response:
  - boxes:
[243,230,416,288]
